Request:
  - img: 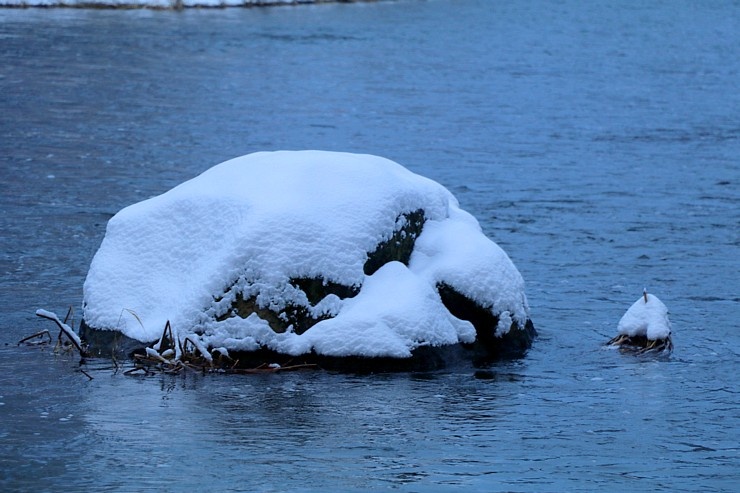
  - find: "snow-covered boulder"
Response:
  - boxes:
[80,151,536,370]
[607,291,672,354]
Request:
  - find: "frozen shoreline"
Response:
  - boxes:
[0,0,363,8]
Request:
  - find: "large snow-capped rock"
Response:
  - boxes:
[81,151,535,367]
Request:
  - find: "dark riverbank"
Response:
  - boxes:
[1,0,379,10]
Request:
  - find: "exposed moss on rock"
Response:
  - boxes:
[290,277,359,306]
[364,209,425,276]
[212,275,358,335]
[216,292,290,331]
[215,293,321,335]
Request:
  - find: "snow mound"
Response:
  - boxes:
[617,293,672,340]
[82,150,530,358]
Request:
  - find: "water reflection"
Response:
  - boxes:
[2,325,738,492]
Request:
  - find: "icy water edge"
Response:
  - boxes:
[1,1,738,491]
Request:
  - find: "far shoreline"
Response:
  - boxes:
[0,0,382,10]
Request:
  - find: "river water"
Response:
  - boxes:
[1,1,738,491]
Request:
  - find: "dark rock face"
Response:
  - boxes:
[79,207,536,370]
[437,282,537,362]
[199,345,465,373]
[79,318,146,359]
[290,277,360,306]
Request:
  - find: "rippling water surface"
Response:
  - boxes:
[1,1,738,491]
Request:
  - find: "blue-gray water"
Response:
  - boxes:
[1,1,738,491]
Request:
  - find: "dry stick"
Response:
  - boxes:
[63,305,74,325]
[637,338,668,354]
[56,329,66,352]
[157,321,172,351]
[35,310,86,356]
[80,369,94,381]
[134,353,165,367]
[18,329,52,346]
[158,321,183,356]
[60,307,76,353]
[606,333,628,346]
[123,367,148,376]
[128,354,167,375]
[179,361,201,373]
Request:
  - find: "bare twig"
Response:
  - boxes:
[18,329,52,346]
[63,305,74,326]
[123,367,151,377]
[182,336,212,364]
[606,333,629,346]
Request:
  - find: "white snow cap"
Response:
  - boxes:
[617,292,672,340]
[83,150,529,358]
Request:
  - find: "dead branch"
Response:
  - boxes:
[63,305,74,325]
[18,329,52,346]
[36,309,86,356]
[123,367,151,377]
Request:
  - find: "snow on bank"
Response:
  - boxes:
[1,0,339,8]
[82,150,529,358]
[617,293,672,340]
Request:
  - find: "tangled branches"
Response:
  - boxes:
[22,312,318,377]
[123,321,317,376]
